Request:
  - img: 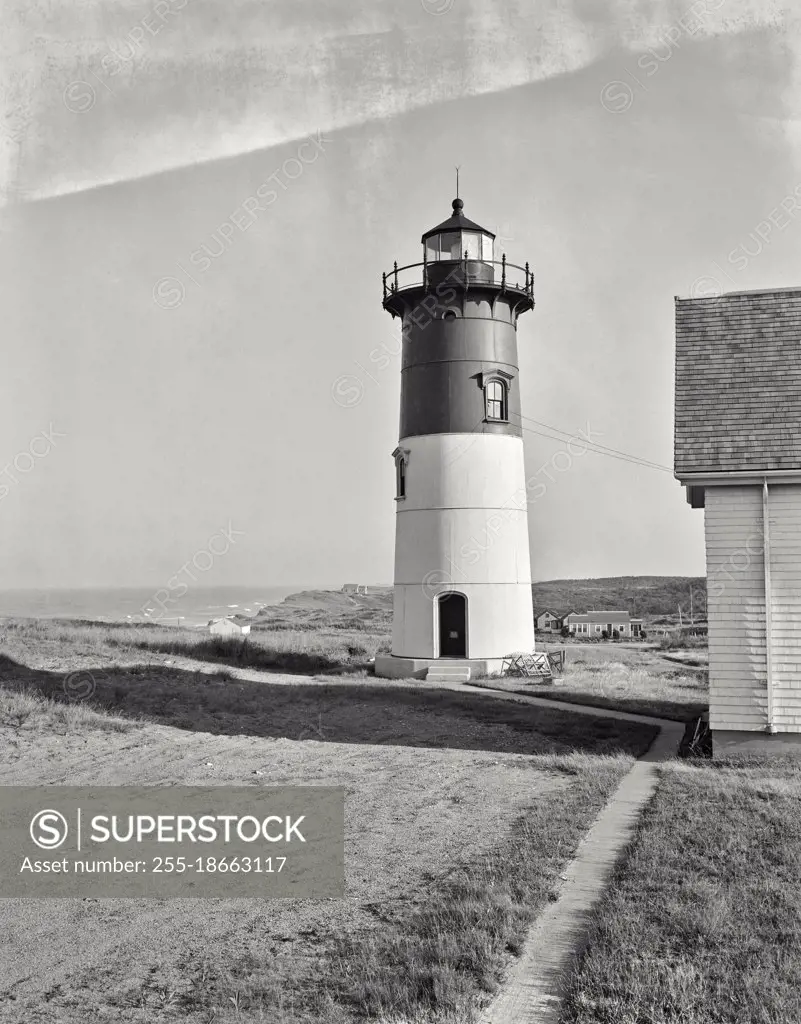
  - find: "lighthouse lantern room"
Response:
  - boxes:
[375,197,537,680]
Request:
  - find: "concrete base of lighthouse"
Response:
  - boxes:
[374,654,509,680]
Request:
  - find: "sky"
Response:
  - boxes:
[0,0,798,590]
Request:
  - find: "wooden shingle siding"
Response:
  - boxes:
[705,486,768,732]
[675,291,801,475]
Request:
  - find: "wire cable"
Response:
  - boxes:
[509,413,673,474]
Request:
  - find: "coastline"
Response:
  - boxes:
[0,585,317,629]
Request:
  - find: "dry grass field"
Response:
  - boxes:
[513,642,709,722]
[0,618,657,1024]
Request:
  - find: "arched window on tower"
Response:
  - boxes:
[392,447,409,499]
[484,378,508,422]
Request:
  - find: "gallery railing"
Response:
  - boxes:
[382,254,534,301]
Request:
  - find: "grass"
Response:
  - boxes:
[172,754,637,1023]
[0,648,658,754]
[0,686,140,736]
[130,632,383,675]
[1,617,708,725]
[657,632,708,652]
[328,755,627,1022]
[0,616,389,677]
[561,755,801,1024]
[480,645,709,722]
[252,589,393,635]
[0,616,660,1024]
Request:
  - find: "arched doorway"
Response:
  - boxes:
[438,592,467,657]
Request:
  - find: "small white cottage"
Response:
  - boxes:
[208,616,251,637]
[675,287,801,754]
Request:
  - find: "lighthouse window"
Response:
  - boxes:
[440,232,461,260]
[392,446,409,499]
[485,379,508,422]
[463,232,481,260]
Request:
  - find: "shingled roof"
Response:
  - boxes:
[675,289,801,476]
[567,611,636,624]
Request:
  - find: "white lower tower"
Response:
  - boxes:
[375,198,536,679]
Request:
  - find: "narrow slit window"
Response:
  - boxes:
[485,378,508,421]
[396,456,406,498]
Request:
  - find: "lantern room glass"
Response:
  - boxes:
[425,231,495,262]
[463,232,480,259]
[440,232,461,259]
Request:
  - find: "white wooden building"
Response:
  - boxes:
[563,611,643,638]
[675,288,801,753]
[208,616,251,637]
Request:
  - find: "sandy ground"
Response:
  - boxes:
[0,677,568,1023]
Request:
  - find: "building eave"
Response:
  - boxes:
[677,469,801,508]
[677,468,801,484]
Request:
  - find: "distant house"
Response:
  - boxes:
[564,611,643,638]
[208,615,252,637]
[342,584,369,595]
[534,610,571,632]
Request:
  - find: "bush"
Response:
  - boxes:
[658,632,707,652]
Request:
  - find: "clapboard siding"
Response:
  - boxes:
[705,483,801,734]
[705,486,767,732]
[766,485,801,727]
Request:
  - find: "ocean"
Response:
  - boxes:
[0,586,315,629]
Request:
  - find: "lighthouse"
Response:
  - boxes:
[375,197,537,680]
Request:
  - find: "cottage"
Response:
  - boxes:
[208,615,252,637]
[675,287,801,754]
[563,611,643,638]
[534,610,570,632]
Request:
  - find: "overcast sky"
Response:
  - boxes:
[0,0,797,589]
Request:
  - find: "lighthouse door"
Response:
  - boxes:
[438,593,467,657]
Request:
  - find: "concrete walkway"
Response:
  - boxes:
[448,683,684,1024]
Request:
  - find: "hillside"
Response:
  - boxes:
[531,576,706,622]
[260,578,706,628]
[254,588,393,633]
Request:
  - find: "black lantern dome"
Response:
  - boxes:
[421,198,495,263]
[382,196,533,316]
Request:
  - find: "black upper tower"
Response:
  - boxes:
[382,198,535,441]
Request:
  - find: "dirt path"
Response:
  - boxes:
[1,662,575,1023]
